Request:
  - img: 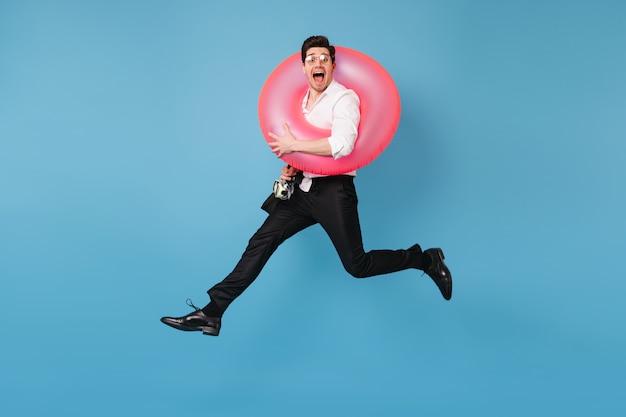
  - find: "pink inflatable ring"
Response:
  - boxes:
[258,46,401,175]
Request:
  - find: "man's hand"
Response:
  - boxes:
[280,165,299,182]
[268,123,297,157]
[268,122,333,157]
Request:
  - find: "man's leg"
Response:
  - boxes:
[206,199,315,315]
[161,194,316,335]
[311,176,420,278]
[311,176,452,299]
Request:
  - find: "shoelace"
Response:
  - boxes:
[186,298,200,311]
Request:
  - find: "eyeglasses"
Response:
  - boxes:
[304,54,331,64]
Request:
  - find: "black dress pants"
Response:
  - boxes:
[207,175,421,314]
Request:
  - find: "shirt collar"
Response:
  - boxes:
[302,80,338,113]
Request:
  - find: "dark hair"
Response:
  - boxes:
[301,35,336,63]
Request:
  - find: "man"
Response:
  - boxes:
[161,35,452,337]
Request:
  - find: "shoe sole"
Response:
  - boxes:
[426,248,452,301]
[437,249,452,301]
[161,318,220,336]
[201,327,219,336]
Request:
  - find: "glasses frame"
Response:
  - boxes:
[304,53,332,65]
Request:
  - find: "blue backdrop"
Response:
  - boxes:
[1,1,625,416]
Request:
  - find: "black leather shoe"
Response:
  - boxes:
[424,248,453,300]
[160,303,221,336]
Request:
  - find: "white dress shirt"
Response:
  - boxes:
[299,79,361,192]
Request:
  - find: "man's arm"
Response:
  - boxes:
[268,123,332,157]
[267,90,360,158]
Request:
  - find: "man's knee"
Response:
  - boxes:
[341,250,370,278]
[344,261,369,279]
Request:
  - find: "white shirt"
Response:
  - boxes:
[300,80,361,192]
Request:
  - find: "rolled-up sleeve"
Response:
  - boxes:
[328,90,360,159]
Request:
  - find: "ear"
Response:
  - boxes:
[302,63,306,74]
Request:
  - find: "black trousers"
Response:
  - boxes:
[207,175,421,314]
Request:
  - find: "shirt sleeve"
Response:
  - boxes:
[328,90,361,159]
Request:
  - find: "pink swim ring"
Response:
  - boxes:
[258,46,401,175]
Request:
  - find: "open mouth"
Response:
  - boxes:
[313,71,325,83]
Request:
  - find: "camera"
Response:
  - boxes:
[273,179,294,200]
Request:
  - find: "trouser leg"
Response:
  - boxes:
[312,176,422,278]
[207,193,315,314]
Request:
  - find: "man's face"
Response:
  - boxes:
[302,47,335,93]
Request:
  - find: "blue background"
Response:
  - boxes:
[1,1,625,416]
